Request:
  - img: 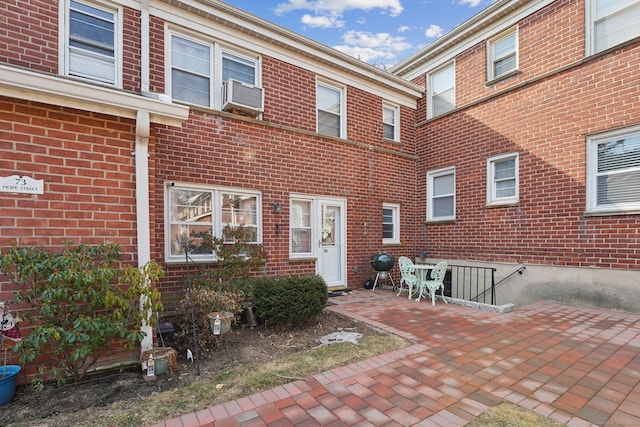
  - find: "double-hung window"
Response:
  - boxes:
[317,81,345,138]
[488,28,517,81]
[429,62,455,118]
[588,0,640,54]
[291,199,313,256]
[383,104,399,141]
[487,153,519,206]
[222,51,256,84]
[166,184,261,262]
[382,203,400,244]
[169,32,259,108]
[586,126,640,213]
[171,35,212,106]
[427,167,456,221]
[63,0,120,86]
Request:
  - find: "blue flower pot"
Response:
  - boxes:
[0,365,21,405]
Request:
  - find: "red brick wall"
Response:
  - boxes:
[122,9,142,92]
[262,57,317,131]
[148,15,166,94]
[0,99,139,252]
[0,0,58,73]
[152,108,419,305]
[417,39,640,268]
[0,97,141,381]
[456,0,585,107]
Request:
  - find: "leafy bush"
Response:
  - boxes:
[0,243,164,383]
[175,282,245,348]
[252,275,328,327]
[201,225,267,284]
[176,225,266,346]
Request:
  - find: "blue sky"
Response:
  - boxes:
[221,0,491,67]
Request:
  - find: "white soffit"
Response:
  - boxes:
[0,65,189,126]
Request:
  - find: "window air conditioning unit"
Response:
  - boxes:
[222,79,264,117]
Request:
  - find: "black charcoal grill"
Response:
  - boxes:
[370,252,396,291]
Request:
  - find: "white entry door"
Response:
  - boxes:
[317,199,345,288]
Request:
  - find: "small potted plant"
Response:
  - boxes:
[139,346,178,376]
[206,285,240,336]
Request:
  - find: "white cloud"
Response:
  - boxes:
[333,45,390,63]
[397,25,410,33]
[301,14,344,28]
[334,30,411,63]
[459,0,483,7]
[425,24,443,38]
[275,0,403,17]
[342,30,410,50]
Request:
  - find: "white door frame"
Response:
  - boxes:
[316,198,346,288]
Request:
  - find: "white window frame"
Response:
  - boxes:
[427,167,456,221]
[428,62,456,119]
[168,29,261,109]
[586,125,640,214]
[169,32,213,107]
[221,50,259,85]
[290,197,315,258]
[586,0,640,55]
[316,79,346,139]
[382,103,400,141]
[382,203,401,245]
[165,183,262,263]
[487,27,518,81]
[487,152,519,206]
[60,0,122,87]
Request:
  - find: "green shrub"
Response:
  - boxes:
[176,225,266,347]
[252,275,328,327]
[0,243,164,383]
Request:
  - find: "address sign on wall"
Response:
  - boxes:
[0,175,44,195]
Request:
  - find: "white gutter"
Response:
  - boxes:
[135,110,154,355]
[138,0,154,359]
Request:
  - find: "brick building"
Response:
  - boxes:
[392,0,640,310]
[0,0,421,376]
[1,0,639,379]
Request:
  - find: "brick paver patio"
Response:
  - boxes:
[152,289,640,426]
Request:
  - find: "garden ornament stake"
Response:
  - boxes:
[184,239,201,376]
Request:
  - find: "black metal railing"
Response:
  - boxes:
[445,264,497,305]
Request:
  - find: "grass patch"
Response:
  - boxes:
[80,334,410,427]
[467,402,565,427]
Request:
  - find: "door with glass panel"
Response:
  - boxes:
[290,198,345,288]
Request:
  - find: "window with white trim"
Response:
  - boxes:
[169,32,260,108]
[166,184,261,262]
[222,51,256,84]
[587,126,640,213]
[290,199,313,256]
[427,167,456,221]
[317,81,345,138]
[487,153,519,206]
[382,203,400,244]
[171,35,211,106]
[588,0,640,54]
[62,0,120,86]
[428,62,455,118]
[383,104,399,141]
[488,28,517,81]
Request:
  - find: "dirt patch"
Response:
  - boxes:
[0,308,381,427]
